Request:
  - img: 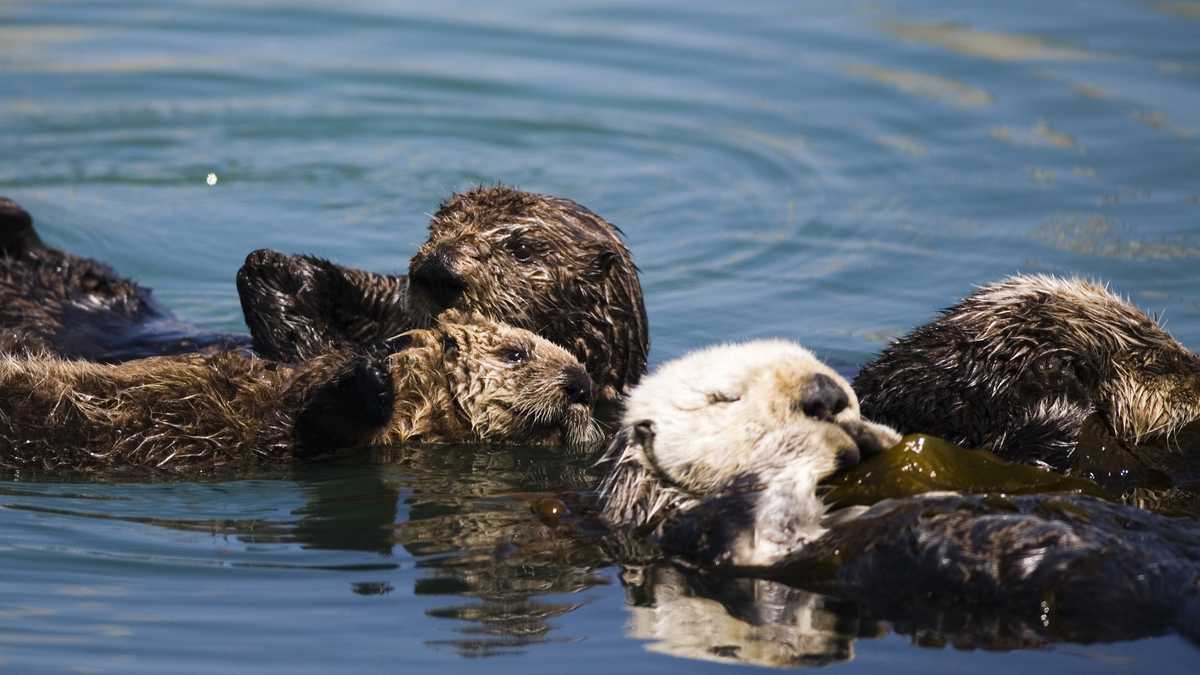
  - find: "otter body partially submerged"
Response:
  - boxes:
[775,490,1200,644]
[598,340,1200,642]
[0,197,247,361]
[854,275,1200,484]
[0,313,599,474]
[599,340,900,568]
[237,186,648,402]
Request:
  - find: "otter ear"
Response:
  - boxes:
[590,250,620,279]
[441,332,460,361]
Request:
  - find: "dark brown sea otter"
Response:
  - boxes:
[0,197,247,361]
[236,186,648,403]
[853,275,1200,488]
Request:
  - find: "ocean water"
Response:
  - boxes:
[2,0,1199,672]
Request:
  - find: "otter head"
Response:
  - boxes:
[954,276,1200,448]
[600,340,900,568]
[434,310,602,450]
[405,186,648,402]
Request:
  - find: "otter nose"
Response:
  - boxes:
[836,445,861,472]
[410,250,466,311]
[800,373,849,422]
[564,367,594,406]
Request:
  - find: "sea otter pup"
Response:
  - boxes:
[853,275,1200,481]
[0,197,247,361]
[598,341,1200,642]
[236,186,648,402]
[599,340,900,567]
[0,312,599,474]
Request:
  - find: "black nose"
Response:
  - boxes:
[800,373,849,422]
[564,368,594,406]
[836,446,861,472]
[409,251,466,311]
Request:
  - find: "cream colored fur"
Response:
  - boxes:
[601,339,900,568]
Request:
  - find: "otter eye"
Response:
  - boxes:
[506,236,536,263]
[500,347,530,364]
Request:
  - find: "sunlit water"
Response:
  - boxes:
[2,0,1199,672]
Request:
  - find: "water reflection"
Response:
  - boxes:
[1033,214,1200,260]
[377,445,610,656]
[4,436,1200,667]
[880,21,1101,62]
[620,564,866,667]
[291,463,399,555]
[844,63,993,109]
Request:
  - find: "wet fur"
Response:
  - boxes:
[775,492,1200,642]
[594,340,1200,642]
[0,313,600,474]
[237,186,648,401]
[598,340,900,567]
[854,275,1200,472]
[0,197,248,361]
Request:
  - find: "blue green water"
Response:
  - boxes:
[2,0,1199,671]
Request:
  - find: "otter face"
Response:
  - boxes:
[437,311,602,450]
[622,340,897,493]
[405,187,648,400]
[600,340,900,568]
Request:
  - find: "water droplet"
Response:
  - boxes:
[206,172,218,186]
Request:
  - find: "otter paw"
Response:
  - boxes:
[345,359,396,430]
[294,357,395,457]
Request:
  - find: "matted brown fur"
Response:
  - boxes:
[854,275,1200,474]
[0,312,600,474]
[238,186,648,402]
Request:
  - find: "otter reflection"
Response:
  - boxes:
[305,443,1200,664]
[374,444,610,657]
[620,564,868,667]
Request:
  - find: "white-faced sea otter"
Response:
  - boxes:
[597,340,1200,643]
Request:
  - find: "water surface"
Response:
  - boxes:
[2,0,1199,672]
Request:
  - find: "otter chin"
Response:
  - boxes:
[854,274,1200,479]
[238,186,648,403]
[598,340,900,568]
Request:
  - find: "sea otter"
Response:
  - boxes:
[236,186,648,402]
[599,340,900,567]
[0,197,248,361]
[852,275,1200,485]
[0,311,599,474]
[598,341,1200,642]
